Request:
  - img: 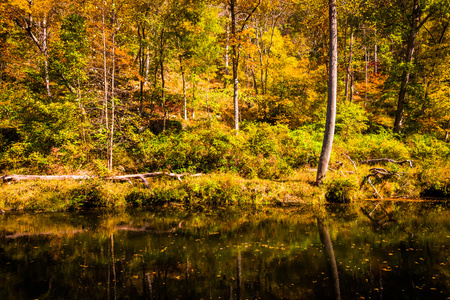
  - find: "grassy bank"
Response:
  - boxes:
[1,164,449,212]
[1,122,450,212]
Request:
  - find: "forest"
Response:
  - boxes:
[1,0,450,210]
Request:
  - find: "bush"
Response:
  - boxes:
[343,129,410,161]
[325,178,358,203]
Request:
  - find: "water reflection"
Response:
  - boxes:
[0,202,449,299]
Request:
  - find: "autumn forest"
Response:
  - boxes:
[1,0,450,208]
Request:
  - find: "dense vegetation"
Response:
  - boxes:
[1,0,450,210]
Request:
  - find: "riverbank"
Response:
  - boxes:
[2,123,450,212]
[1,162,449,212]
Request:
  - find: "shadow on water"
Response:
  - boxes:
[0,202,449,299]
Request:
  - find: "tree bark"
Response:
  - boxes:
[182,64,187,120]
[394,0,420,133]
[364,46,368,106]
[230,0,240,132]
[42,17,51,98]
[102,3,109,154]
[316,0,337,185]
[345,28,353,102]
[108,7,116,171]
[159,28,167,131]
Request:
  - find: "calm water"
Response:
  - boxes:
[0,202,449,300]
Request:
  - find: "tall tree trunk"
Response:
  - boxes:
[364,47,368,106]
[230,0,239,132]
[345,28,353,102]
[394,0,420,134]
[137,24,147,116]
[445,119,450,142]
[160,29,167,131]
[179,54,187,120]
[102,5,109,150]
[192,79,196,119]
[374,46,378,74]
[108,12,116,171]
[225,22,230,76]
[251,69,258,95]
[206,75,212,122]
[316,0,337,185]
[42,17,51,98]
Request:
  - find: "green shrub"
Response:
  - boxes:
[406,134,450,159]
[344,130,410,161]
[325,178,358,203]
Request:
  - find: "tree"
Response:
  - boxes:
[5,0,61,98]
[316,0,337,185]
[228,0,261,132]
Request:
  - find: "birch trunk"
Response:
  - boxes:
[316,0,337,185]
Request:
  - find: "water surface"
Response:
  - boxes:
[1,201,449,299]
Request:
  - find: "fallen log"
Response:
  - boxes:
[359,158,413,168]
[107,172,203,189]
[2,172,203,190]
[2,174,93,183]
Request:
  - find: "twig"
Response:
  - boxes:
[343,154,358,173]
[364,177,383,199]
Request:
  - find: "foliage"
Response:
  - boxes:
[324,178,358,203]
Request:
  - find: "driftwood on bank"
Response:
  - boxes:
[359,158,413,168]
[1,172,203,190]
[1,175,93,182]
[107,172,202,189]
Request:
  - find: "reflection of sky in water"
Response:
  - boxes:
[0,202,449,299]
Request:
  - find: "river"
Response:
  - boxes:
[1,201,449,299]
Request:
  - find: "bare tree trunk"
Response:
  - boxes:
[374,45,378,74]
[316,0,337,184]
[160,29,167,131]
[251,69,258,95]
[316,0,337,185]
[394,0,420,134]
[192,80,196,119]
[102,4,109,154]
[364,47,368,106]
[180,56,187,120]
[445,120,450,142]
[345,28,353,101]
[206,75,211,121]
[230,0,240,132]
[137,24,147,115]
[42,17,51,98]
[108,10,116,171]
[225,22,230,76]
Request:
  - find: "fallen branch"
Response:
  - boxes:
[343,154,358,173]
[2,174,93,183]
[359,158,413,168]
[107,172,202,182]
[366,168,401,180]
[361,177,383,200]
[2,172,203,190]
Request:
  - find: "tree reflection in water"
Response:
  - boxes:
[0,203,449,299]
